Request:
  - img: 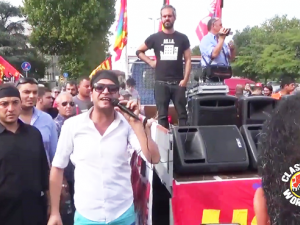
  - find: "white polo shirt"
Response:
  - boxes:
[52,107,142,222]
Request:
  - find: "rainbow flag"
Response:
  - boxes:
[158,0,170,32]
[113,0,127,61]
[89,56,112,78]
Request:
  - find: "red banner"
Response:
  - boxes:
[195,0,222,41]
[172,179,261,225]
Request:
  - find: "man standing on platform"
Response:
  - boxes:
[136,4,191,129]
[137,4,191,225]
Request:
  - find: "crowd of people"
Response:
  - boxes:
[235,76,297,99]
[0,70,160,225]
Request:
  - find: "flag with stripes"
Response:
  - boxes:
[158,0,170,32]
[89,56,112,78]
[113,0,128,61]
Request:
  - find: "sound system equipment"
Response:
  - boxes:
[240,124,263,170]
[187,95,238,126]
[173,125,249,175]
[238,96,277,126]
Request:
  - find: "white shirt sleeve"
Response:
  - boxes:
[52,119,74,169]
[128,126,149,162]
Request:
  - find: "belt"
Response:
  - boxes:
[156,80,180,85]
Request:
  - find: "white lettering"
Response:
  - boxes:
[284,172,292,179]
[294,164,300,172]
[282,175,289,182]
[290,167,296,175]
[295,198,300,206]
[291,196,297,204]
[163,39,175,44]
[283,189,294,199]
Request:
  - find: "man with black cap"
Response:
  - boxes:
[48,70,160,225]
[0,84,49,225]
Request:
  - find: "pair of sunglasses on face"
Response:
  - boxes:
[93,83,119,94]
[15,77,38,87]
[61,101,75,107]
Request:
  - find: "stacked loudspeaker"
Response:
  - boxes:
[173,94,278,175]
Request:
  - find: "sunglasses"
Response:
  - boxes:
[16,77,38,87]
[93,83,119,94]
[61,101,75,107]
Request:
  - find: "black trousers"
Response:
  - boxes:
[154,81,188,129]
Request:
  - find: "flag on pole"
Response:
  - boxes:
[113,0,128,61]
[89,56,112,78]
[195,0,222,41]
[158,0,170,32]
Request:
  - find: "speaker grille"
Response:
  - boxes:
[200,126,247,163]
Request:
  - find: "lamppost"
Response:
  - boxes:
[148,18,160,33]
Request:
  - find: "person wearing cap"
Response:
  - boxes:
[16,77,58,164]
[0,84,49,225]
[48,70,160,225]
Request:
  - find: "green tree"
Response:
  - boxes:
[232,15,300,82]
[0,1,47,78]
[23,0,116,78]
[191,45,201,56]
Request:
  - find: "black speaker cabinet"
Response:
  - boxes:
[187,95,238,126]
[238,96,277,126]
[173,125,249,175]
[240,124,262,170]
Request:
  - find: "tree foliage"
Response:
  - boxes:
[23,0,116,78]
[191,45,201,56]
[232,15,300,82]
[0,1,47,78]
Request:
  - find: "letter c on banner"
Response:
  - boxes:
[282,175,289,182]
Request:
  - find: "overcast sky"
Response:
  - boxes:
[10,0,300,71]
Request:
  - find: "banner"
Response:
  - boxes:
[172,178,261,225]
[195,0,222,41]
[0,56,21,83]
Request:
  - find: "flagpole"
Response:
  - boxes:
[125,45,129,79]
[124,0,129,79]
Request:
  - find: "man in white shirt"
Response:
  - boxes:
[48,70,160,225]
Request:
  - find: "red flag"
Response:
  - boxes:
[0,56,21,84]
[158,0,170,32]
[195,0,222,41]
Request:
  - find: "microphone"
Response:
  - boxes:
[111,98,140,121]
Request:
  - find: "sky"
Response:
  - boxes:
[10,0,300,72]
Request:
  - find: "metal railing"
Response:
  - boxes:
[130,60,201,105]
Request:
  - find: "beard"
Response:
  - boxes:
[163,21,174,29]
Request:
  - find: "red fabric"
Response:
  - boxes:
[172,178,261,225]
[195,0,222,41]
[0,56,21,83]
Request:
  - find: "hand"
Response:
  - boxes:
[114,100,140,123]
[149,60,156,68]
[179,79,188,87]
[218,28,228,39]
[228,42,235,50]
[47,213,62,225]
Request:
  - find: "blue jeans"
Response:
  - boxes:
[74,204,135,225]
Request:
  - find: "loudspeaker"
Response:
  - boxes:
[188,95,238,126]
[238,96,277,126]
[173,125,249,175]
[240,124,262,170]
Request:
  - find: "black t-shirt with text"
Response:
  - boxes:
[145,31,190,82]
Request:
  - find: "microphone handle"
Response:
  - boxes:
[117,103,140,120]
